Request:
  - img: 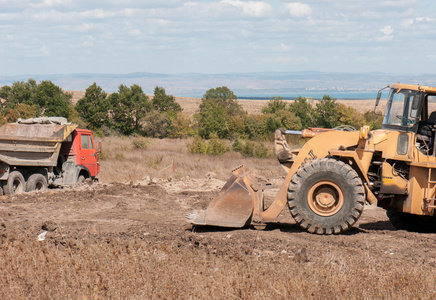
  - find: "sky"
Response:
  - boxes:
[1,0,436,76]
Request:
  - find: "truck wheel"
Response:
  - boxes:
[77,175,85,184]
[26,174,48,192]
[387,209,436,233]
[4,171,26,195]
[288,158,365,234]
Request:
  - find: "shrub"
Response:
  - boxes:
[244,115,267,139]
[233,139,274,158]
[115,153,125,160]
[168,112,196,138]
[187,136,209,154]
[98,149,108,160]
[363,110,383,130]
[132,137,150,150]
[207,134,231,156]
[146,155,163,169]
[187,135,231,156]
[142,111,169,138]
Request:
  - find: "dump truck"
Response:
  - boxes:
[0,117,100,195]
[189,83,436,234]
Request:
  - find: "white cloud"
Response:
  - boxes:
[30,0,72,8]
[284,2,312,18]
[2,0,436,75]
[417,16,433,22]
[380,0,418,8]
[402,16,434,28]
[378,25,394,41]
[220,0,273,17]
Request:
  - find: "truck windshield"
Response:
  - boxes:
[383,88,419,127]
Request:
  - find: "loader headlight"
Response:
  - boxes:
[360,125,370,139]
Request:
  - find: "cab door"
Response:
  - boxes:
[78,131,99,176]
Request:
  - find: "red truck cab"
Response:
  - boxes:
[73,129,100,178]
[59,128,100,184]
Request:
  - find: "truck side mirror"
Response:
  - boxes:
[98,142,102,153]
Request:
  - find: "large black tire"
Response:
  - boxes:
[4,171,26,195]
[387,209,436,233]
[26,174,48,192]
[288,158,365,234]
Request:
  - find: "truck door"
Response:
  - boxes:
[79,133,99,176]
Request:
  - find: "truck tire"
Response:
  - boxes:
[77,175,85,184]
[387,209,436,233]
[4,171,26,195]
[26,174,48,192]
[288,158,365,234]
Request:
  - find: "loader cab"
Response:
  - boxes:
[381,85,422,131]
[377,84,436,156]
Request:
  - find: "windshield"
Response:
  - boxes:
[383,88,420,127]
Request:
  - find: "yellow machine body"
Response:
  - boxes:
[190,83,436,233]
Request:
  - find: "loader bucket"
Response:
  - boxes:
[189,166,258,228]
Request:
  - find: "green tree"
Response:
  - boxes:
[262,96,302,132]
[264,115,283,133]
[0,79,38,112]
[152,86,182,112]
[76,83,110,130]
[168,112,196,138]
[244,114,268,139]
[276,110,302,131]
[197,86,244,138]
[0,79,71,118]
[288,96,315,128]
[109,84,151,135]
[337,104,365,129]
[142,110,169,138]
[5,103,38,122]
[262,96,287,114]
[35,81,72,118]
[314,95,340,128]
[363,110,383,130]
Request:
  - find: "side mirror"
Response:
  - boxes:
[410,94,421,119]
[374,85,390,116]
[411,94,420,110]
[98,142,102,153]
[376,90,382,106]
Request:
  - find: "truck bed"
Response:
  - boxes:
[0,122,78,167]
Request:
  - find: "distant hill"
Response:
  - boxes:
[2,71,436,99]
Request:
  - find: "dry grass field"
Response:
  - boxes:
[0,137,435,299]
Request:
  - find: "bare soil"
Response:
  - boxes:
[0,174,434,298]
[1,178,434,258]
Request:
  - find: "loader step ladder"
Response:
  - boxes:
[424,168,436,212]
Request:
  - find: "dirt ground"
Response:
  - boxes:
[1,176,434,269]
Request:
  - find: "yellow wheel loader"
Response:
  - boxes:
[188,83,436,234]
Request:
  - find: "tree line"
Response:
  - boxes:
[0,79,382,141]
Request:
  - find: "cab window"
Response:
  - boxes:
[81,134,93,149]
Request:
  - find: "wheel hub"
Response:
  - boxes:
[307,181,344,216]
